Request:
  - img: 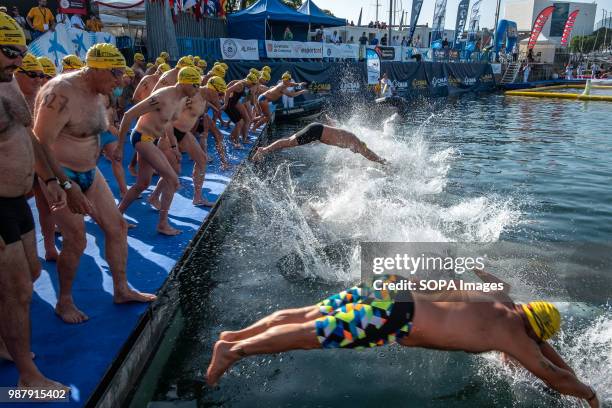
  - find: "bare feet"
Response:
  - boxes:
[206,340,241,387]
[157,224,182,236]
[114,288,157,304]
[147,196,162,211]
[193,197,215,207]
[55,300,89,324]
[18,375,70,394]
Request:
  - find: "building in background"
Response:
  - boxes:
[504,0,596,45]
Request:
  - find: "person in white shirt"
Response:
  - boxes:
[69,13,85,30]
[565,64,573,80]
[331,31,340,44]
[55,11,70,28]
[523,63,531,83]
[380,73,394,97]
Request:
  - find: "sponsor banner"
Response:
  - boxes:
[27,25,115,69]
[453,0,470,47]
[366,48,381,85]
[59,0,87,15]
[408,0,425,44]
[323,43,360,59]
[265,41,323,59]
[220,38,259,60]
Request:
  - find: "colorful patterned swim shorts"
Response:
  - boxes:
[315,275,415,349]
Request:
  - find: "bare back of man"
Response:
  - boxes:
[132,72,160,103]
[252,122,387,164]
[34,68,156,325]
[117,82,194,235]
[152,67,179,92]
[205,275,599,407]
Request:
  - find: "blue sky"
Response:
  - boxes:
[324,0,610,30]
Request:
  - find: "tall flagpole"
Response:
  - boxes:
[389,0,393,44]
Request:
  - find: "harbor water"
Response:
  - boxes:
[129,94,612,408]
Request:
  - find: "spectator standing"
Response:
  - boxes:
[370,36,379,46]
[442,36,449,49]
[512,43,518,62]
[523,63,531,83]
[381,33,387,46]
[86,15,103,32]
[332,30,340,44]
[401,36,408,46]
[11,6,31,42]
[283,26,293,41]
[359,32,368,45]
[70,13,86,30]
[27,0,55,40]
[565,63,573,80]
[347,36,354,44]
[55,10,70,28]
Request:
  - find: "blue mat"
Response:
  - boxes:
[0,117,265,406]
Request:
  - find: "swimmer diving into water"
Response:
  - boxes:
[207,271,599,407]
[252,122,387,165]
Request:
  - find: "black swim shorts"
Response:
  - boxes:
[173,128,186,143]
[0,196,35,245]
[295,122,325,146]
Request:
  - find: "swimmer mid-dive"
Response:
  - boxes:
[252,122,387,165]
[206,271,599,407]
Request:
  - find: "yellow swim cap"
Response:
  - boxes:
[249,68,259,75]
[177,66,201,85]
[0,12,26,46]
[20,53,43,72]
[522,302,561,341]
[157,63,171,73]
[37,56,56,77]
[197,59,207,69]
[134,52,145,61]
[155,57,165,66]
[245,73,258,85]
[62,54,83,70]
[206,76,227,94]
[176,56,194,68]
[262,65,271,72]
[281,71,292,81]
[194,66,203,75]
[194,56,200,63]
[125,67,135,77]
[260,70,270,81]
[160,51,169,61]
[86,43,126,70]
[209,65,226,78]
[146,62,154,69]
[214,61,229,71]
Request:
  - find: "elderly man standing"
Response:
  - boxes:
[0,12,67,388]
[26,0,55,41]
[33,43,156,324]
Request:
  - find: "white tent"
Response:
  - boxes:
[519,34,556,64]
[93,0,145,47]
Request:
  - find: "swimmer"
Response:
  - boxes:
[37,56,56,85]
[61,54,83,74]
[149,79,217,207]
[206,272,600,408]
[251,71,307,130]
[199,75,230,170]
[222,72,259,148]
[252,122,387,165]
[34,43,157,324]
[116,66,201,235]
[0,11,67,388]
[131,52,146,84]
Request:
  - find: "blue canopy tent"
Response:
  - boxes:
[297,0,347,27]
[227,0,311,41]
